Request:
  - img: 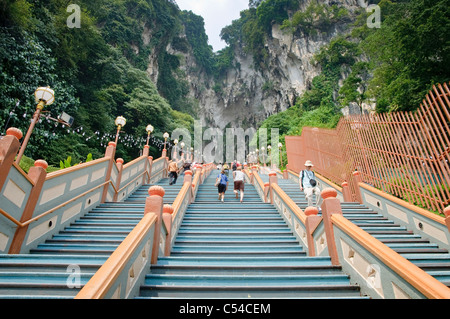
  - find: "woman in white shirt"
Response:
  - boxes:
[233,166,245,203]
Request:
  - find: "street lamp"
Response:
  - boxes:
[180,141,185,160]
[114,116,126,145]
[16,87,55,164]
[163,132,169,150]
[146,124,154,146]
[267,145,272,167]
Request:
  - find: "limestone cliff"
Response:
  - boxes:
[147,0,369,130]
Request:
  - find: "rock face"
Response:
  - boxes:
[149,0,368,130]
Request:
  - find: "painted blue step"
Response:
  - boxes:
[144,273,351,287]
[0,179,186,299]
[157,256,335,267]
[137,175,365,299]
[268,172,450,288]
[150,264,344,275]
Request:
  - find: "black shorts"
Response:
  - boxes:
[218,184,227,193]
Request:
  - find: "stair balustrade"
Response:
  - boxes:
[255,168,450,299]
[0,129,169,254]
[74,163,214,299]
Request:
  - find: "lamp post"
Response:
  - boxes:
[267,145,272,168]
[162,132,169,156]
[278,142,283,168]
[163,132,169,150]
[114,116,126,145]
[16,87,55,164]
[146,124,154,146]
[180,141,185,160]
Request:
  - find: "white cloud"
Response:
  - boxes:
[176,0,249,52]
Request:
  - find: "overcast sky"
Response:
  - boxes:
[175,0,249,52]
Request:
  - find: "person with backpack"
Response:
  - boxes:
[216,169,229,202]
[299,160,322,209]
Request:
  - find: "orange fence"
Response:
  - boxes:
[285,82,450,215]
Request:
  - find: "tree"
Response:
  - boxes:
[338,62,371,114]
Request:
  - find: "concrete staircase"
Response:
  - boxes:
[0,177,184,299]
[137,171,366,298]
[263,174,450,288]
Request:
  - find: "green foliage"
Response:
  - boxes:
[281,1,350,36]
[0,0,195,168]
[338,61,371,113]
[297,74,336,111]
[353,0,450,112]
[214,46,235,79]
[0,0,33,30]
[18,155,59,173]
[313,36,360,78]
[256,0,298,32]
[60,156,72,169]
[180,10,215,74]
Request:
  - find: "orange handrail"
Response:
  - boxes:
[75,213,157,299]
[332,214,450,299]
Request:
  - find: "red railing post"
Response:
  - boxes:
[162,204,174,257]
[0,128,23,191]
[101,142,117,203]
[444,207,450,233]
[342,182,353,202]
[145,186,165,264]
[352,171,364,204]
[9,160,48,254]
[113,158,124,202]
[321,188,344,266]
[304,207,321,256]
[268,171,278,204]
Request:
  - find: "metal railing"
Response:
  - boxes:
[286,82,450,215]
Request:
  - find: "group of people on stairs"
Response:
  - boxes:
[169,156,321,208]
[216,161,245,203]
[214,159,322,209]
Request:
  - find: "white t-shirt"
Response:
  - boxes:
[233,170,245,181]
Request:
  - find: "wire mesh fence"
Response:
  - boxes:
[286,82,450,215]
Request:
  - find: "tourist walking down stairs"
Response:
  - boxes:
[299,160,322,210]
